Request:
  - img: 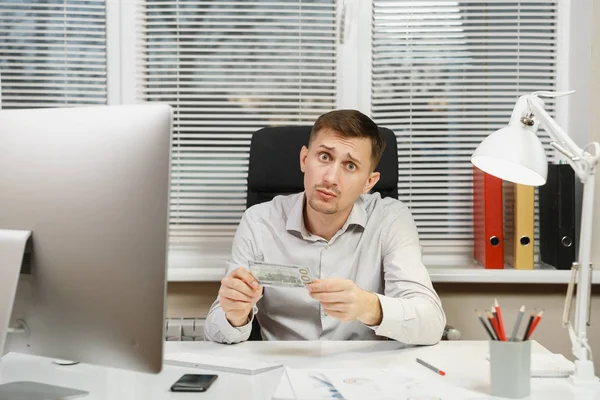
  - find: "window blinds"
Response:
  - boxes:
[138,0,337,254]
[371,1,557,263]
[0,0,107,109]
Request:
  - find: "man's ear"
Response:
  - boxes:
[300,145,308,173]
[363,171,380,194]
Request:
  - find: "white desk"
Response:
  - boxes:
[1,341,600,399]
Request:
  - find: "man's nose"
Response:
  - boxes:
[323,163,341,185]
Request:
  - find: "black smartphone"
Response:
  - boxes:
[170,374,218,392]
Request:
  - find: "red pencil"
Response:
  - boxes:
[525,310,544,340]
[494,299,507,341]
[486,311,502,341]
[522,311,536,341]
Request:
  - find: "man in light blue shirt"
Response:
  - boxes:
[205,110,446,344]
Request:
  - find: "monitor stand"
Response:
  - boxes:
[0,229,30,358]
[0,382,88,400]
[0,230,89,400]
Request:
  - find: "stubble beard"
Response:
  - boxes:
[308,196,339,215]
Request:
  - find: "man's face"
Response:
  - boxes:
[300,129,380,216]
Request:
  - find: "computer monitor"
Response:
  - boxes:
[0,105,172,384]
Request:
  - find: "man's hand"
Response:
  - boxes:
[307,278,382,325]
[219,267,263,327]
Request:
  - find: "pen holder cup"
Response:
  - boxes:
[489,340,531,399]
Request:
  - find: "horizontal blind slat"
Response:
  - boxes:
[371,0,557,259]
[0,3,108,111]
[138,0,337,249]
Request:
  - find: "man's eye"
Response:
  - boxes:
[319,153,329,161]
[347,163,357,171]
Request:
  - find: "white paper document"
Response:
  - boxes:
[164,352,283,375]
[531,354,575,378]
[273,367,490,400]
[273,368,345,400]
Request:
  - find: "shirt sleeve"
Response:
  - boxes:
[367,205,446,345]
[204,210,262,344]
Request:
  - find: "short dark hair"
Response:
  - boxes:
[309,109,386,170]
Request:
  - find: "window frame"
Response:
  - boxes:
[105,0,593,279]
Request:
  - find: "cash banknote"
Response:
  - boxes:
[248,260,314,288]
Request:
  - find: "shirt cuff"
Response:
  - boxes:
[369,293,414,342]
[214,306,255,343]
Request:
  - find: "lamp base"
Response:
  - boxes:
[570,360,599,385]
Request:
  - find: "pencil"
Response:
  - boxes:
[525,310,544,340]
[416,358,446,376]
[476,310,497,340]
[486,311,502,341]
[510,305,525,341]
[491,307,501,337]
[522,311,535,341]
[494,299,507,341]
[490,307,505,341]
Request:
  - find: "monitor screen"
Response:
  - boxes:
[0,104,172,374]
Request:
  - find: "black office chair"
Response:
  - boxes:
[246,126,398,207]
[244,126,396,341]
[244,126,457,341]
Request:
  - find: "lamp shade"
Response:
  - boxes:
[471,124,547,186]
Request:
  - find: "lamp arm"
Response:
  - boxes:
[525,93,600,383]
[525,95,597,181]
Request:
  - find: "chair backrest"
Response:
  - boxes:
[246,126,398,208]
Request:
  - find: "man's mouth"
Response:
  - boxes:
[316,188,337,199]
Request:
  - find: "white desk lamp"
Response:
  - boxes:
[471,91,600,385]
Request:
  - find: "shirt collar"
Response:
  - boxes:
[343,196,368,230]
[285,193,307,235]
[286,192,368,239]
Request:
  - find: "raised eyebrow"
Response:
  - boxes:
[345,153,362,166]
[317,145,362,166]
[317,145,335,152]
